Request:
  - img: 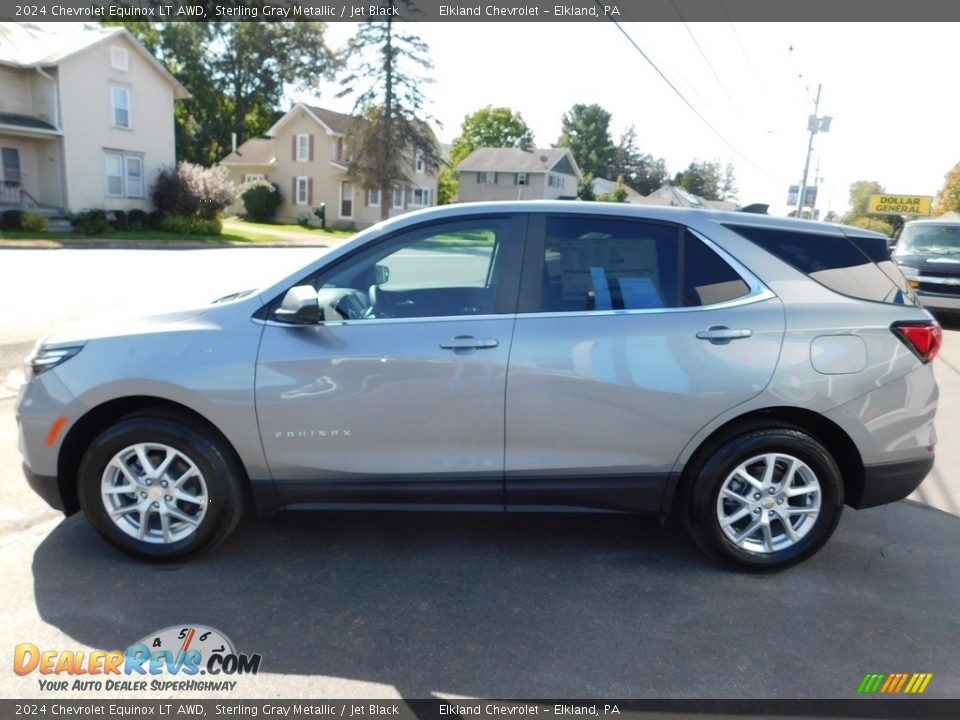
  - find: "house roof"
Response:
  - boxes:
[0,111,59,133]
[457,147,581,177]
[0,23,190,99]
[591,177,646,203]
[267,103,358,137]
[220,138,276,166]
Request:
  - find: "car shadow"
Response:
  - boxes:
[31,503,960,698]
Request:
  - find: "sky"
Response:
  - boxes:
[291,21,960,217]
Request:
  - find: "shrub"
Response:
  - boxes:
[160,214,222,236]
[849,216,896,237]
[1,209,24,230]
[128,209,149,230]
[152,162,237,220]
[147,210,166,230]
[297,213,312,227]
[240,180,282,221]
[21,212,47,232]
[71,210,111,236]
[109,210,129,231]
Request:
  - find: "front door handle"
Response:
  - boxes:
[696,326,753,344]
[440,336,499,351]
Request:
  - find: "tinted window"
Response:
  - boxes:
[726,224,907,305]
[538,217,749,312]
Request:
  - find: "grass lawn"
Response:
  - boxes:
[223,217,356,239]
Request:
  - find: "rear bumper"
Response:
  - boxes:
[847,456,934,509]
[22,462,67,513]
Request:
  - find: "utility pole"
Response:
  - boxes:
[796,84,832,217]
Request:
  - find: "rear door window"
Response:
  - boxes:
[533,216,750,313]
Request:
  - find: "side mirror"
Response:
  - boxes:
[275,286,320,324]
[374,263,390,285]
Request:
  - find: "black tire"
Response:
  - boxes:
[77,414,246,559]
[686,428,843,571]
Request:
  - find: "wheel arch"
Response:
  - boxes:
[663,406,864,520]
[57,396,251,516]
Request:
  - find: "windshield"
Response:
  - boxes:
[899,224,960,254]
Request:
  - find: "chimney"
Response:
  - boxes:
[231,132,237,153]
[519,138,531,152]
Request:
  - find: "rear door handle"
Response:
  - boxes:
[696,326,753,344]
[440,336,499,350]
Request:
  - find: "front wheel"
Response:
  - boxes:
[687,428,844,570]
[78,414,246,559]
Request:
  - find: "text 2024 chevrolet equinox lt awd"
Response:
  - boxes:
[15,202,940,569]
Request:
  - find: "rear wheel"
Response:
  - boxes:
[78,414,246,559]
[687,428,843,570]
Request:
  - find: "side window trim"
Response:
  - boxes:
[516,213,774,316]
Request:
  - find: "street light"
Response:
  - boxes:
[796,83,832,217]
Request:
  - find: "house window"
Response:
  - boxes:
[244,173,265,183]
[393,186,405,209]
[335,137,351,164]
[478,171,498,185]
[516,172,528,186]
[104,150,144,198]
[105,153,124,197]
[295,177,309,205]
[368,187,380,207]
[296,134,311,162]
[415,151,425,173]
[340,181,354,218]
[111,46,128,71]
[125,156,144,198]
[411,186,432,207]
[111,85,131,129]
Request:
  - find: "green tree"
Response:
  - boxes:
[675,160,722,200]
[597,176,630,203]
[609,125,669,196]
[437,165,458,205]
[849,216,896,237]
[933,161,960,216]
[842,180,885,223]
[450,106,534,166]
[556,103,616,180]
[107,22,337,165]
[578,172,596,201]
[720,162,739,202]
[337,15,439,221]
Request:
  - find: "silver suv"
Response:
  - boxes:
[15,202,940,569]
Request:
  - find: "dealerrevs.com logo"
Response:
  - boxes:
[13,625,261,692]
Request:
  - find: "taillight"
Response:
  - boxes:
[892,321,942,363]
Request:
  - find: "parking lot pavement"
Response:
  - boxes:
[1,249,959,700]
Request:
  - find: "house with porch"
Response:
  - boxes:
[219,103,438,229]
[0,23,188,218]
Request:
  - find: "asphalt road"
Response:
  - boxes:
[1,247,959,701]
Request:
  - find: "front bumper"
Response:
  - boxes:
[916,289,960,312]
[22,462,67,513]
[847,456,934,509]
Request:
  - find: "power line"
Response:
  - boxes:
[667,0,744,122]
[593,3,773,178]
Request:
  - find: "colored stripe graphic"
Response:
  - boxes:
[857,672,932,694]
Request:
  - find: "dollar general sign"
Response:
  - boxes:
[868,194,933,215]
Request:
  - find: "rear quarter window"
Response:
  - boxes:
[724,224,912,305]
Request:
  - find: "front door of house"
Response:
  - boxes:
[1,147,21,205]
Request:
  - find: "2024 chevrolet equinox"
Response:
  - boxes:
[16,202,940,569]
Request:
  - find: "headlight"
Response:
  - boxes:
[897,265,919,277]
[25,346,84,380]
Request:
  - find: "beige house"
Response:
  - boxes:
[0,24,188,216]
[219,103,438,229]
[456,147,581,202]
